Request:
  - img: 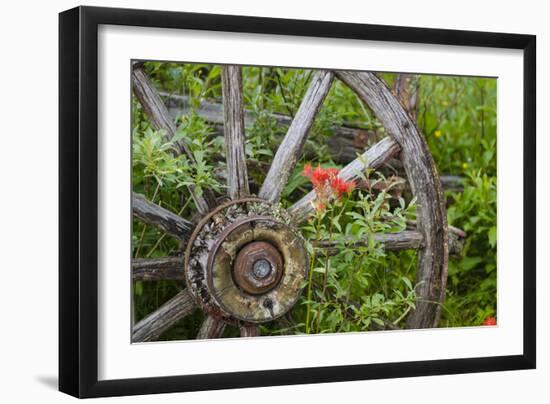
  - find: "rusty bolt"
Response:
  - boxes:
[233,241,284,295]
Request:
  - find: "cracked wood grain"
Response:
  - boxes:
[132,289,197,342]
[132,256,184,281]
[132,192,194,240]
[312,231,423,255]
[196,316,227,339]
[221,65,250,199]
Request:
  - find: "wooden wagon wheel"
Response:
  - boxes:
[131,65,448,342]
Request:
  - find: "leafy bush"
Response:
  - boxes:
[298,166,418,334]
[442,171,497,326]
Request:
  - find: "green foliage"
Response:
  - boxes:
[144,62,222,102]
[442,171,497,326]
[418,76,497,176]
[298,170,419,334]
[414,75,498,327]
[131,61,498,338]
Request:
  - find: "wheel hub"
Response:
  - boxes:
[184,198,308,325]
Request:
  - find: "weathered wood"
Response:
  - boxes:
[163,91,371,164]
[132,257,184,281]
[196,316,226,339]
[221,65,249,199]
[447,232,465,257]
[289,136,400,222]
[313,229,463,256]
[259,71,334,202]
[133,67,178,139]
[337,71,449,329]
[313,231,423,254]
[239,324,260,337]
[356,175,461,196]
[132,192,194,240]
[132,289,197,342]
[405,219,466,239]
[356,176,406,199]
[132,66,214,214]
[394,73,418,120]
[440,175,464,192]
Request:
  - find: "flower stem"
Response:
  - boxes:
[304,250,316,335]
[317,207,335,333]
[305,214,322,334]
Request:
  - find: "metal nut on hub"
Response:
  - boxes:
[253,259,271,278]
[233,241,284,295]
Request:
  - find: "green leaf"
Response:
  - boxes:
[459,256,483,271]
[134,281,143,297]
[402,277,413,291]
[488,226,497,248]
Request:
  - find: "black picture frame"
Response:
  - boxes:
[59,5,536,398]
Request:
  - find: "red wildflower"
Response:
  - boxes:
[482,316,497,326]
[309,166,338,189]
[331,177,356,199]
[302,163,356,212]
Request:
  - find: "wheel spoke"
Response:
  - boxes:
[132,257,184,281]
[132,192,194,240]
[289,136,400,222]
[132,289,197,342]
[196,316,226,339]
[336,71,448,329]
[259,70,334,203]
[312,230,463,257]
[312,231,423,255]
[221,65,249,199]
[239,324,260,337]
[132,66,179,139]
[132,65,214,214]
[404,220,465,257]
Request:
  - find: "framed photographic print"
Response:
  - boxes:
[59,5,536,398]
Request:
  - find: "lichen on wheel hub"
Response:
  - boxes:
[183,198,308,325]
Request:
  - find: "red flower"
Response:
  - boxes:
[482,316,497,326]
[310,166,338,189]
[302,163,356,212]
[331,177,356,198]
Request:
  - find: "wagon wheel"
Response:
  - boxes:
[131,65,448,342]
